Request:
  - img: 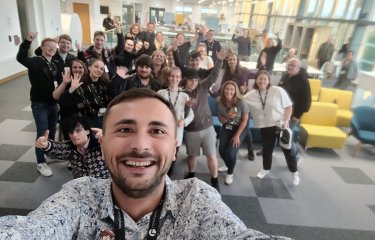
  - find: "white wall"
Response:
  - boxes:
[0,0,25,79]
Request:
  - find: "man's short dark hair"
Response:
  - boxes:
[135,54,153,69]
[61,115,91,136]
[59,34,72,43]
[102,89,177,134]
[189,50,201,60]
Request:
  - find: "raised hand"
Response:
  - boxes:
[69,73,83,93]
[186,98,196,107]
[75,41,81,51]
[144,41,150,49]
[27,32,38,42]
[35,130,49,149]
[116,66,129,79]
[61,71,72,84]
[91,128,103,141]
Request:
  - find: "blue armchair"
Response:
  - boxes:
[351,106,375,156]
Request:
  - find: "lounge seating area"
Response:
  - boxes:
[351,106,375,156]
[299,102,347,150]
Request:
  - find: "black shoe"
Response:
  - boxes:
[248,150,255,161]
[211,177,220,193]
[256,150,263,156]
[184,172,195,179]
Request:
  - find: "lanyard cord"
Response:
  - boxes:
[113,187,166,240]
[258,89,268,110]
[167,89,180,107]
[41,56,57,79]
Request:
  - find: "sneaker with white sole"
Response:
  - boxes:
[225,174,233,185]
[257,169,269,179]
[36,163,53,177]
[292,172,300,186]
[218,165,228,172]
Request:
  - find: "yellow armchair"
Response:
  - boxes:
[308,79,321,101]
[299,102,347,149]
[318,88,353,127]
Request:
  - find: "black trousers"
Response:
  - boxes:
[260,126,297,172]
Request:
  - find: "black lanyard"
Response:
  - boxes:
[113,187,166,240]
[41,56,57,79]
[258,89,268,110]
[167,89,180,107]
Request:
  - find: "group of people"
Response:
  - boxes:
[1,19,321,239]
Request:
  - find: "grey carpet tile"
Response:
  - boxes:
[305,147,340,159]
[222,195,267,231]
[0,162,40,183]
[368,205,375,215]
[332,166,375,185]
[250,177,292,199]
[0,144,32,161]
[0,208,33,217]
[21,121,36,132]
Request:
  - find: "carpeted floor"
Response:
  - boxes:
[0,75,374,240]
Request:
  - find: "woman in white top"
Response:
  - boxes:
[197,43,214,70]
[157,66,194,175]
[243,70,300,186]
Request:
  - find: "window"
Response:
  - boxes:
[332,0,348,19]
[360,28,375,72]
[306,0,318,17]
[320,0,335,18]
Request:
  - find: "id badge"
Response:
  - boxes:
[104,65,109,73]
[54,81,58,89]
[225,124,233,130]
[208,50,213,56]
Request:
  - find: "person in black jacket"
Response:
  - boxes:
[257,33,282,74]
[232,29,251,61]
[16,32,60,177]
[278,58,311,161]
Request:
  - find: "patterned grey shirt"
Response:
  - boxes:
[0,177,291,240]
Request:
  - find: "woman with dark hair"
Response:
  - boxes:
[217,81,249,185]
[58,59,88,122]
[62,59,111,128]
[243,70,300,186]
[215,53,257,160]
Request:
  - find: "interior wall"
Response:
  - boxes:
[0,0,25,79]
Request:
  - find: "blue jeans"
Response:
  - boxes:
[219,125,247,174]
[31,101,58,164]
[289,119,301,160]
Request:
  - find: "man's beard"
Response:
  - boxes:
[138,72,151,80]
[110,151,171,199]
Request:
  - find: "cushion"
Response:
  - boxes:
[301,124,347,149]
[336,110,353,127]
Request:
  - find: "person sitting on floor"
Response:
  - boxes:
[35,114,109,179]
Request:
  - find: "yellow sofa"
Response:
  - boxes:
[299,102,347,149]
[318,88,353,127]
[308,79,321,101]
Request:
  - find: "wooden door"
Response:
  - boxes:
[73,3,91,45]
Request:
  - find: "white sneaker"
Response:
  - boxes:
[36,163,53,177]
[218,165,228,172]
[257,169,269,179]
[292,172,300,186]
[225,174,233,185]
